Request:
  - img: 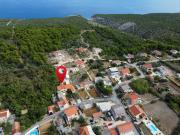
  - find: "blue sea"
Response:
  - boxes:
[0,0,180,19]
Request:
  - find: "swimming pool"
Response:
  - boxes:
[29,128,39,135]
[147,123,158,134]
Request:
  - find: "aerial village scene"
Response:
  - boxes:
[1,45,180,135]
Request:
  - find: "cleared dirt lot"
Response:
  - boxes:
[144,101,179,135]
[88,89,99,98]
[83,107,98,117]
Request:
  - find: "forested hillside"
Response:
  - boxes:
[83,26,179,59]
[0,17,84,130]
[93,13,180,47]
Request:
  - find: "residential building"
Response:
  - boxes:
[142,63,153,72]
[111,105,126,120]
[158,66,172,76]
[12,122,21,135]
[0,109,10,123]
[76,47,87,53]
[64,106,79,121]
[117,122,135,135]
[0,127,4,135]
[96,102,115,112]
[170,49,178,55]
[129,105,146,120]
[79,125,96,135]
[127,92,140,105]
[152,50,162,57]
[119,67,130,78]
[75,60,85,68]
[119,84,133,93]
[68,67,79,74]
[57,84,76,93]
[57,96,69,110]
[48,105,55,115]
[95,76,112,87]
[93,48,102,54]
[124,54,135,59]
[108,67,120,81]
[138,53,148,57]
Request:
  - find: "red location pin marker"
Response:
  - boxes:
[56,66,67,83]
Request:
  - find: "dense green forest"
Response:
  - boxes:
[82,26,178,59]
[93,13,180,48]
[0,17,83,130]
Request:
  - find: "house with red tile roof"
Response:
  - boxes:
[75,59,85,68]
[57,96,69,111]
[142,63,153,72]
[117,122,135,135]
[57,84,76,93]
[64,106,79,121]
[109,128,118,135]
[127,92,139,105]
[129,105,146,120]
[79,125,96,135]
[76,47,87,53]
[119,67,130,78]
[48,105,55,115]
[12,121,21,135]
[0,109,10,123]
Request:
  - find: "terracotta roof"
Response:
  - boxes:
[48,105,55,112]
[92,112,103,119]
[0,110,8,118]
[79,126,90,135]
[12,122,20,135]
[76,47,87,52]
[109,128,118,135]
[120,67,130,75]
[57,84,75,92]
[129,92,138,101]
[117,122,133,133]
[64,106,78,117]
[129,105,145,117]
[57,97,68,106]
[143,63,152,69]
[75,60,85,66]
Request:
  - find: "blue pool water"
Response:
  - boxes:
[29,128,39,135]
[148,123,158,134]
[0,0,180,19]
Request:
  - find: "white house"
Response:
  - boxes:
[119,84,133,93]
[96,102,115,112]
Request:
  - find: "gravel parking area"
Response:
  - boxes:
[144,101,179,135]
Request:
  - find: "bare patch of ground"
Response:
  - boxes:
[144,101,179,135]
[83,107,98,117]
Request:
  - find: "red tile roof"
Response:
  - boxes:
[143,63,152,69]
[76,47,87,53]
[129,92,138,101]
[117,122,133,133]
[109,128,118,135]
[129,105,145,117]
[79,126,90,135]
[12,122,20,135]
[64,106,78,117]
[0,110,8,118]
[120,67,130,75]
[57,97,68,107]
[48,105,55,112]
[57,84,75,92]
[75,60,85,66]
